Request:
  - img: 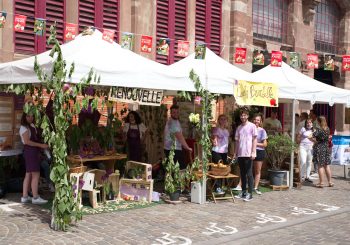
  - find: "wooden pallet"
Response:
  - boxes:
[271,185,289,191]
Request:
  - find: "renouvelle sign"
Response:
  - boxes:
[108,87,163,106]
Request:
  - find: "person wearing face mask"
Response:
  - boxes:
[297,117,314,183]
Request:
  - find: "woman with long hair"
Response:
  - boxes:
[312,116,333,188]
[297,117,314,183]
[20,111,49,204]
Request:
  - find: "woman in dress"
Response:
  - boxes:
[297,118,314,183]
[20,112,49,204]
[123,111,147,162]
[311,116,333,188]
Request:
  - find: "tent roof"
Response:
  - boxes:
[251,62,350,105]
[0,30,195,92]
[169,48,254,94]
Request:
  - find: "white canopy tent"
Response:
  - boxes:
[0,30,196,92]
[169,48,255,94]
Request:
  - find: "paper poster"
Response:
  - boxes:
[34,18,46,36]
[157,38,170,56]
[342,55,350,71]
[102,29,115,43]
[234,48,246,64]
[271,51,282,67]
[121,32,134,50]
[253,49,265,65]
[177,40,189,57]
[195,42,206,60]
[307,54,319,69]
[140,35,152,53]
[331,135,350,165]
[109,87,163,106]
[289,52,300,69]
[324,54,335,71]
[14,14,27,32]
[0,11,7,28]
[233,80,278,107]
[64,23,78,42]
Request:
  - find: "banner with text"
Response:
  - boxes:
[108,87,163,106]
[233,80,278,107]
[331,135,350,165]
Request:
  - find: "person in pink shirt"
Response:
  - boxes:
[234,108,257,202]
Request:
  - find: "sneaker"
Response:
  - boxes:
[21,196,32,203]
[305,178,313,183]
[234,192,246,199]
[253,188,262,195]
[243,193,253,202]
[215,187,225,195]
[32,196,48,205]
[232,186,242,191]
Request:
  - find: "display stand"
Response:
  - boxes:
[207,173,239,203]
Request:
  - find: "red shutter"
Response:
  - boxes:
[14,0,36,54]
[174,0,187,62]
[210,0,222,55]
[78,0,95,33]
[103,0,120,42]
[156,0,169,64]
[46,0,65,50]
[195,0,206,44]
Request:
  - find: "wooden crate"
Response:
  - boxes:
[125,161,152,181]
[271,185,289,191]
[0,96,14,134]
[119,178,154,202]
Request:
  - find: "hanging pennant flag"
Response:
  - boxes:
[34,18,46,36]
[289,52,301,69]
[271,51,282,67]
[307,54,319,69]
[140,35,152,53]
[324,54,335,71]
[177,40,189,57]
[157,38,170,56]
[234,48,247,64]
[342,55,350,71]
[253,49,265,65]
[195,42,206,60]
[102,29,115,43]
[64,23,78,42]
[0,11,7,28]
[14,14,27,32]
[121,32,134,50]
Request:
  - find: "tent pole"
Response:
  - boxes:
[290,99,296,190]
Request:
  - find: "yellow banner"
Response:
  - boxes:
[233,80,278,107]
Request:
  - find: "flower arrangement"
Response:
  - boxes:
[189,113,200,126]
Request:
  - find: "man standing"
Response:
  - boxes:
[164,104,192,169]
[234,108,257,202]
[263,109,282,135]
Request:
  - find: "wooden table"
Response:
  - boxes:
[207,173,239,203]
[67,153,127,172]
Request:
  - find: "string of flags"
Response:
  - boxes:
[1,10,350,71]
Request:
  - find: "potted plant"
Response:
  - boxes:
[265,134,297,186]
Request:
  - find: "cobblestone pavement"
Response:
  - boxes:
[1,166,349,245]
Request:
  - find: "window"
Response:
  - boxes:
[195,0,222,55]
[14,0,66,54]
[103,0,119,42]
[156,0,187,65]
[252,0,288,43]
[315,0,340,54]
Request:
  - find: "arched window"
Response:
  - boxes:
[314,0,340,54]
[252,0,288,43]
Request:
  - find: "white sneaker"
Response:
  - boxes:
[254,188,262,195]
[32,196,48,205]
[232,186,242,191]
[21,196,32,203]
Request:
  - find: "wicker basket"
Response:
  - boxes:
[69,165,87,174]
[209,161,231,176]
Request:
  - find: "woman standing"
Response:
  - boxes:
[312,116,333,188]
[123,111,147,162]
[20,112,49,204]
[297,118,314,183]
[252,114,267,195]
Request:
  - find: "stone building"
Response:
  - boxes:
[0,0,349,133]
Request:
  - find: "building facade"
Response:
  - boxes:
[0,0,349,133]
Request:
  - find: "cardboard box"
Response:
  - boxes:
[0,132,13,151]
[125,161,152,181]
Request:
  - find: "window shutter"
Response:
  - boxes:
[210,0,222,55]
[14,0,36,54]
[103,0,120,42]
[79,0,95,32]
[156,0,169,64]
[174,0,187,62]
[195,0,206,44]
[46,0,65,50]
